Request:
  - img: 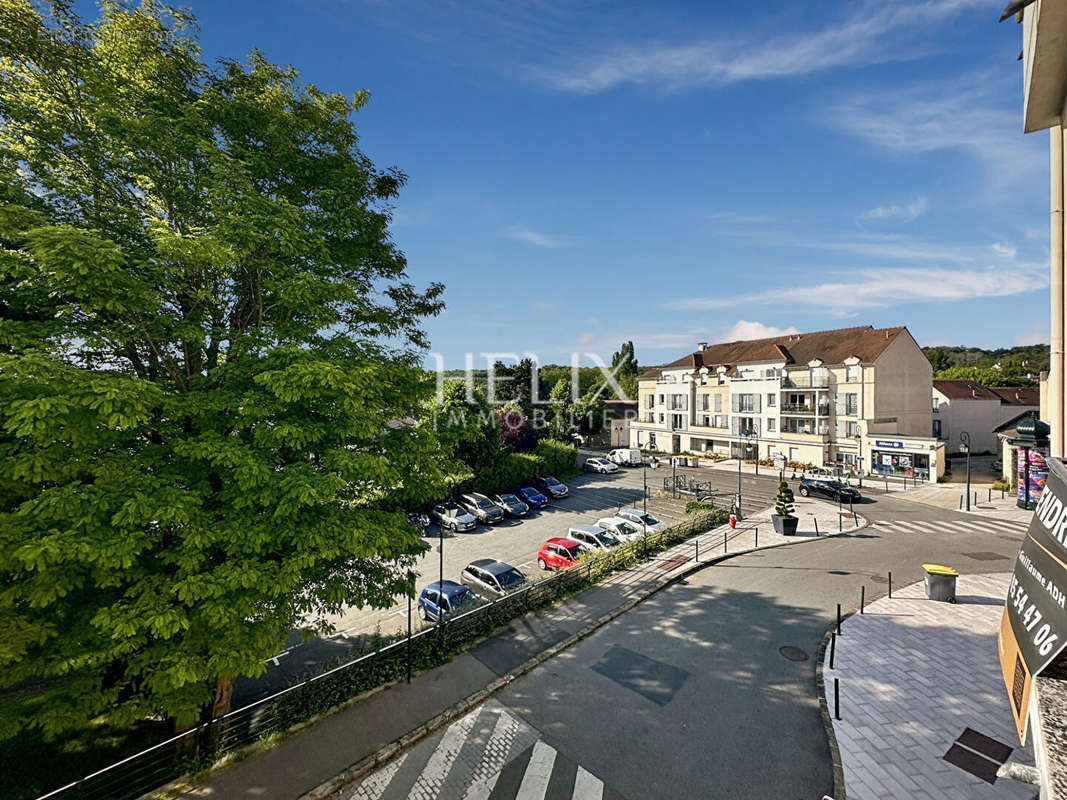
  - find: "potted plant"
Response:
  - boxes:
[772,480,798,535]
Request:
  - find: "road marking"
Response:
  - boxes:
[350,753,407,800]
[409,706,481,796]
[516,740,556,800]
[571,766,604,800]
[462,707,527,800]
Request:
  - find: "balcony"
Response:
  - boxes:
[779,403,831,415]
[782,375,830,389]
[781,429,830,443]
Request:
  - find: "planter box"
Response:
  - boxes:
[772,514,798,535]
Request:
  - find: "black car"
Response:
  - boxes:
[533,475,568,498]
[459,492,505,524]
[460,558,528,597]
[798,478,861,502]
[491,492,529,517]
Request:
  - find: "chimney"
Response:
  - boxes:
[697,342,707,351]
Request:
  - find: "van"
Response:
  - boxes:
[607,448,642,466]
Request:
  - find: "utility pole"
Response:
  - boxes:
[960,431,971,511]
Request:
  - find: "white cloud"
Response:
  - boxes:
[717,321,801,342]
[504,225,571,247]
[991,241,1017,257]
[665,263,1048,312]
[823,71,1044,181]
[859,196,928,222]
[537,0,991,92]
[1015,328,1049,346]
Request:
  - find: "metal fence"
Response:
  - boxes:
[34,511,722,800]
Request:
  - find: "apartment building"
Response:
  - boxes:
[630,325,944,481]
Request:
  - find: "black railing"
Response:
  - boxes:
[33,512,723,800]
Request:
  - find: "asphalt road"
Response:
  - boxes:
[468,493,1029,799]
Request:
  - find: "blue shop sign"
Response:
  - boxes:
[875,440,905,449]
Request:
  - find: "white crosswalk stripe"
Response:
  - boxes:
[345,700,612,800]
[874,518,1027,536]
[571,766,604,800]
[515,741,556,800]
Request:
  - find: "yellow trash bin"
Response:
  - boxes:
[921,563,958,602]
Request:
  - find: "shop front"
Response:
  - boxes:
[864,435,943,483]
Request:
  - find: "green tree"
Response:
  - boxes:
[933,365,1037,387]
[546,377,573,442]
[512,357,536,415]
[0,0,447,737]
[610,340,639,400]
[430,381,499,476]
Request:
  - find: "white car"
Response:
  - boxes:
[616,508,668,533]
[607,448,643,466]
[583,457,619,474]
[596,516,643,542]
[567,525,622,551]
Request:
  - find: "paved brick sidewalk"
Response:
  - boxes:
[895,483,1034,525]
[824,573,1034,800]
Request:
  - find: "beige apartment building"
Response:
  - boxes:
[630,325,945,481]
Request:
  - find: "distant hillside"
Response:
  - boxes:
[922,344,1048,387]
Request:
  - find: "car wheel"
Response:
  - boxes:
[538,558,548,570]
[450,521,458,532]
[419,606,429,621]
[799,486,809,497]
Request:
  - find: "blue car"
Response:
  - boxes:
[514,484,548,509]
[418,580,479,622]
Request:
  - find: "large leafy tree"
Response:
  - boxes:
[0,0,447,737]
[610,340,639,400]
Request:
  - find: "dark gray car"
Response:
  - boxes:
[491,492,529,517]
[459,492,505,524]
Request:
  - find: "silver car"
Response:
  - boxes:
[616,508,668,533]
[596,516,643,542]
[430,502,477,532]
[567,525,622,551]
[459,492,505,524]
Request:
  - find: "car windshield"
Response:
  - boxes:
[597,532,621,547]
[476,498,494,508]
[546,477,560,485]
[496,569,525,588]
[499,494,518,504]
[617,522,638,535]
[643,514,661,525]
[563,545,582,559]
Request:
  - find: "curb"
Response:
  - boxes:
[302,509,870,800]
[815,618,853,800]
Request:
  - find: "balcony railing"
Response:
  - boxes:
[782,375,830,389]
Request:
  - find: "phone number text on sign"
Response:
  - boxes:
[1009,573,1061,658]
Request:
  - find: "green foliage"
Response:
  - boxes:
[610,340,639,400]
[933,365,1038,387]
[925,344,1047,385]
[685,500,727,519]
[774,481,796,517]
[992,477,1012,492]
[0,0,448,739]
[533,439,578,475]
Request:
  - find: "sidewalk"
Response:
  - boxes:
[173,499,858,800]
[894,482,1035,525]
[824,573,1034,800]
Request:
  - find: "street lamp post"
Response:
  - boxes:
[643,460,649,556]
[959,431,971,511]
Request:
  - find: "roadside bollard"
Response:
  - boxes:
[860,585,865,614]
[836,603,842,635]
[959,496,963,510]
[974,491,978,506]
[838,514,842,533]
[755,526,759,548]
[888,571,893,599]
[695,539,699,563]
[829,632,836,669]
[814,518,820,536]
[834,678,841,720]
[988,489,992,502]
[885,479,889,493]
[724,530,727,553]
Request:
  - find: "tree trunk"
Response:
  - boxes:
[211,673,234,719]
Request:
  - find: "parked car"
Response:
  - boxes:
[991,459,1003,472]
[460,559,527,596]
[418,580,479,621]
[567,525,621,551]
[583,457,618,474]
[607,448,643,466]
[797,478,861,502]
[492,492,529,517]
[430,502,477,532]
[514,484,549,509]
[596,516,643,542]
[537,537,584,570]
[616,508,668,533]
[406,510,431,535]
[459,492,505,524]
[534,475,569,498]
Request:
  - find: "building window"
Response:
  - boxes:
[645,394,654,409]
[702,395,709,411]
[845,393,858,416]
[658,394,664,405]
[714,415,727,428]
[669,394,687,411]
[649,433,657,448]
[932,419,942,437]
[766,393,776,407]
[766,418,776,433]
[846,421,859,438]
[846,365,860,382]
[714,394,722,412]
[703,415,711,427]
[659,413,664,424]
[671,414,684,430]
[932,397,938,412]
[738,394,756,412]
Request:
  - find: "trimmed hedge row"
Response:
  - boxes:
[456,439,578,496]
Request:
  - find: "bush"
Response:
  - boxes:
[685,500,717,515]
[534,439,578,475]
[992,478,1012,492]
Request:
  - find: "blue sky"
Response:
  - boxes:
[84,0,1050,367]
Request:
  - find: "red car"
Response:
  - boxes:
[537,537,584,570]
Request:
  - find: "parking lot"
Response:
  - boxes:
[231,458,788,708]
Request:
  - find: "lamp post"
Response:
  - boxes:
[643,459,650,556]
[959,431,971,511]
